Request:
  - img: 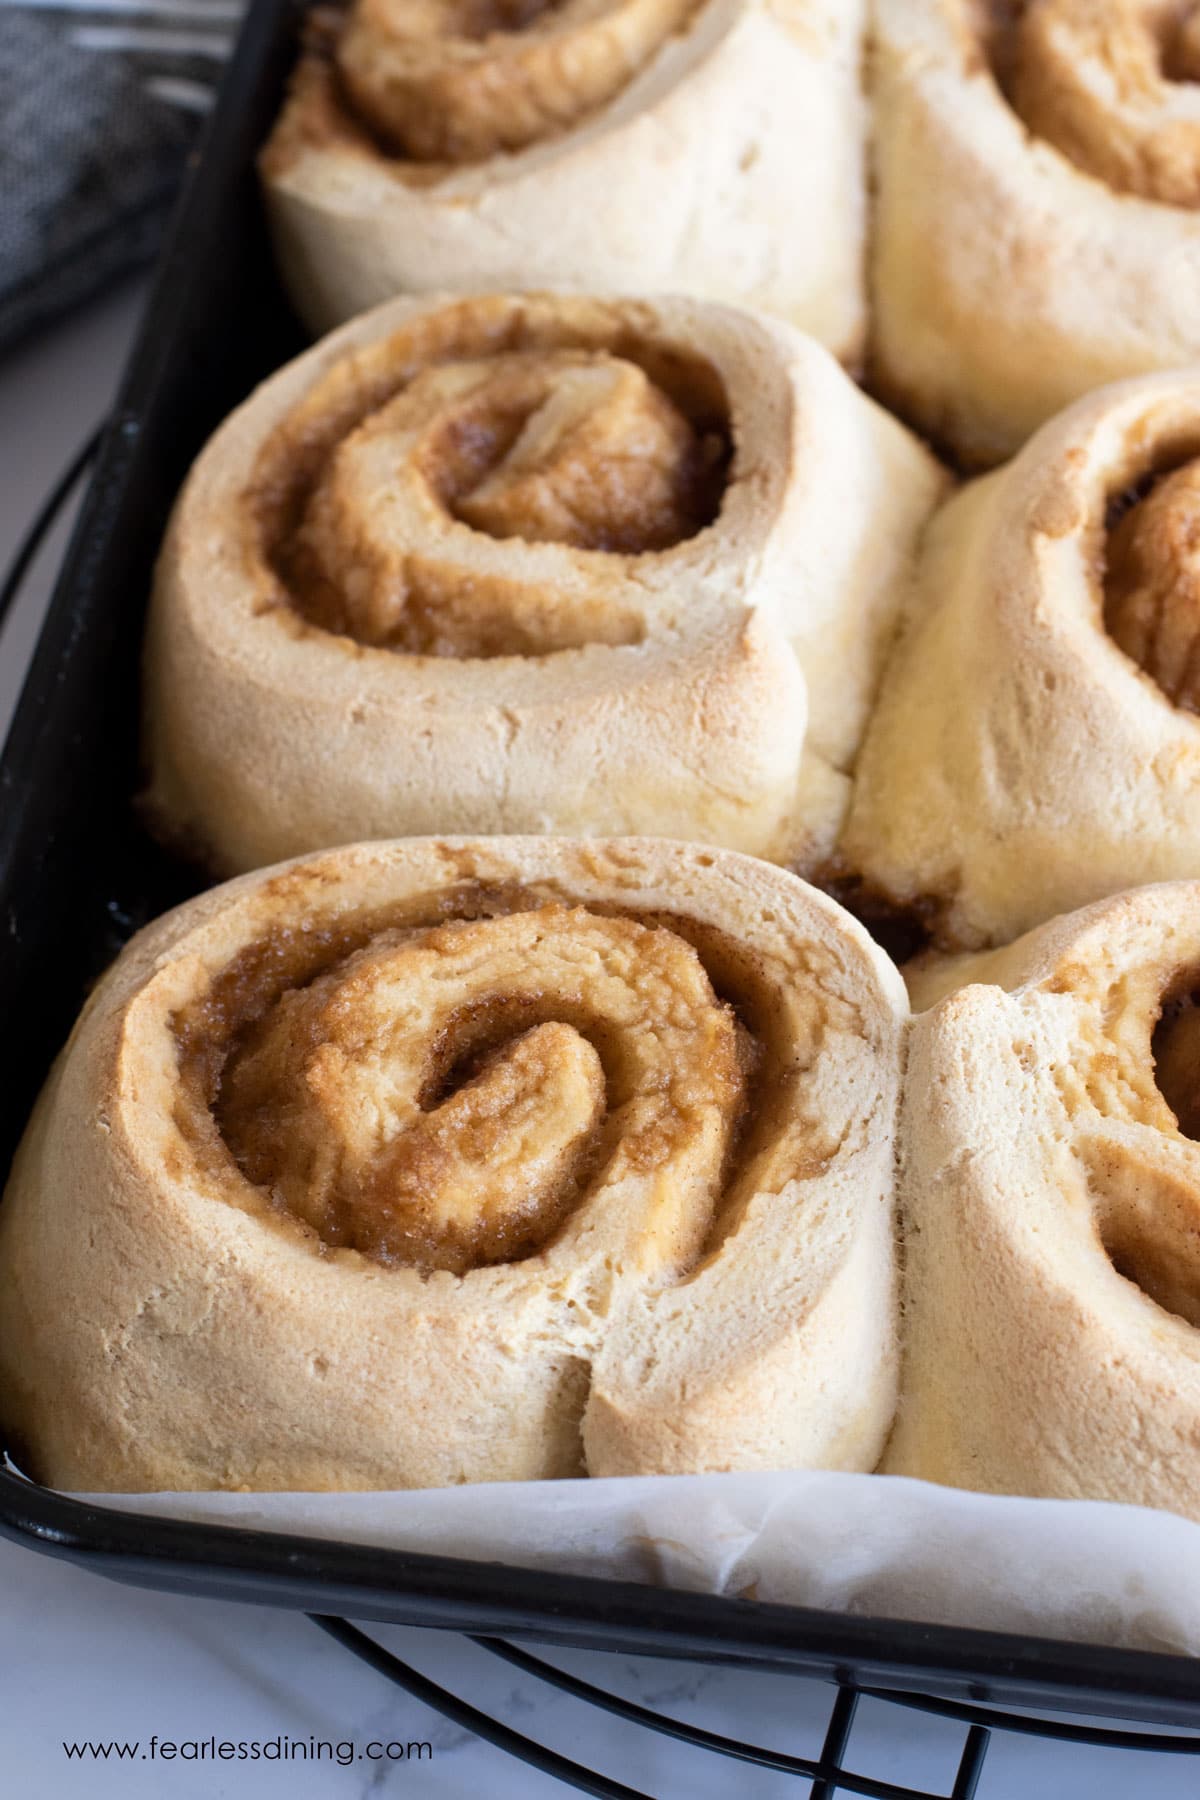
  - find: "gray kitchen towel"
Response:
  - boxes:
[0,1,240,351]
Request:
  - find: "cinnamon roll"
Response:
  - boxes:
[259,0,868,359]
[0,837,906,1492]
[143,291,944,878]
[890,882,1200,1517]
[870,0,1200,465]
[840,370,1200,950]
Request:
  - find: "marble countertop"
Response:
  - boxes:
[1,284,1196,1800]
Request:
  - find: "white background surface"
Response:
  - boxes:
[2,285,1200,1798]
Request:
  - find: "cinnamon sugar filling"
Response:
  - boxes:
[1085,965,1200,1326]
[170,885,811,1276]
[246,299,732,657]
[1103,441,1200,710]
[336,0,701,164]
[978,0,1200,207]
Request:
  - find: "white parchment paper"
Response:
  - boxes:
[84,1471,1200,1655]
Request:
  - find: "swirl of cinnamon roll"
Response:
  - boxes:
[337,0,698,162]
[259,0,869,357]
[144,292,944,877]
[216,903,746,1275]
[869,0,1200,466]
[0,838,906,1491]
[892,883,1200,1519]
[840,369,1200,950]
[1013,0,1200,207]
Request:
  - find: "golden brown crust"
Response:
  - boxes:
[0,837,907,1492]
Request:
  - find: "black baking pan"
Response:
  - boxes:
[3,0,1200,1735]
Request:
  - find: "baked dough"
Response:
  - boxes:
[0,836,906,1492]
[143,290,944,878]
[840,369,1200,950]
[870,0,1200,465]
[260,0,868,358]
[890,882,1200,1518]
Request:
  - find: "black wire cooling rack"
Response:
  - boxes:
[311,1618,1200,1798]
[7,434,1200,1799]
